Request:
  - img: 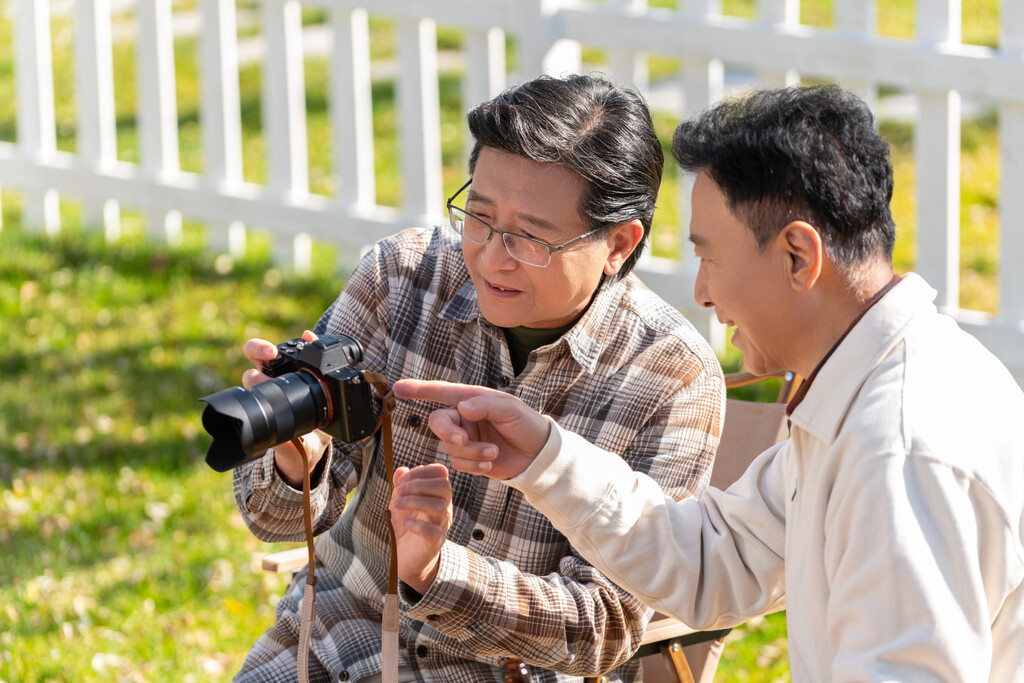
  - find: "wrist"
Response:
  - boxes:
[406,555,442,595]
[273,436,329,488]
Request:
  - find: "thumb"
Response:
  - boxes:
[455,394,528,425]
[393,466,411,486]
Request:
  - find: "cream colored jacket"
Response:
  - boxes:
[509,274,1024,681]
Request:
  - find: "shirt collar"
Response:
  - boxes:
[787,273,935,444]
[786,274,901,415]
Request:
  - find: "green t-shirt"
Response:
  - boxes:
[502,322,574,376]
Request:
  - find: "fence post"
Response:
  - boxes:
[331,8,376,209]
[75,0,120,241]
[15,0,60,234]
[914,0,962,310]
[677,0,727,352]
[397,16,443,225]
[517,0,581,79]
[262,0,312,271]
[200,0,246,258]
[999,2,1024,320]
[462,26,507,170]
[137,0,183,245]
[757,0,799,86]
[835,0,877,111]
[606,0,649,91]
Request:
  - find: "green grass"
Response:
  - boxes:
[0,1,1005,680]
[0,221,342,681]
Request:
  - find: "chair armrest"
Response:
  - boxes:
[262,547,309,573]
[641,616,698,645]
[633,615,731,659]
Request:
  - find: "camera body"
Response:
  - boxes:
[200,334,376,472]
[262,335,376,442]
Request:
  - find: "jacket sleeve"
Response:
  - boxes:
[508,423,790,632]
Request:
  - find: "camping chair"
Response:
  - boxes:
[263,370,799,683]
[583,369,798,683]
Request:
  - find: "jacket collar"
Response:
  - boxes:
[788,273,937,444]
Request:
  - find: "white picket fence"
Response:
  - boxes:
[2,0,1023,384]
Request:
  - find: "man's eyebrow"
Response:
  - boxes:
[465,189,492,206]
[465,190,560,234]
[512,211,558,233]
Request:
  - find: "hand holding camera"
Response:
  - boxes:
[241,331,330,487]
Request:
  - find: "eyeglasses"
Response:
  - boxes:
[446,179,604,268]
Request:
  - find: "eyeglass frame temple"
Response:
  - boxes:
[446,178,473,207]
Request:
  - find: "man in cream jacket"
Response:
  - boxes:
[389,85,1024,681]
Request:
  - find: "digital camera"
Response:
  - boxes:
[200,335,375,472]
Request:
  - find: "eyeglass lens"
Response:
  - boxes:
[449,207,550,267]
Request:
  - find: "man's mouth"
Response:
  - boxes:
[486,279,521,296]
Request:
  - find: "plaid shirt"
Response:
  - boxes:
[234,227,724,683]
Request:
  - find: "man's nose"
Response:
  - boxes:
[481,231,517,269]
[693,262,713,308]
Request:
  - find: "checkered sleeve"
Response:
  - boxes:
[232,443,358,542]
[621,356,725,501]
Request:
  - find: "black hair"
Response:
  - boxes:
[673,84,895,272]
[467,73,664,278]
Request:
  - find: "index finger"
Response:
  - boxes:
[393,379,502,407]
[243,338,278,367]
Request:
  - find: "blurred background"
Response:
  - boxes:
[1,0,1016,680]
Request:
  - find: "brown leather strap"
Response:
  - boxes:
[290,435,317,683]
[363,372,398,595]
[363,371,399,683]
[291,435,317,587]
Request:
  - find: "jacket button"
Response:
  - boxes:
[408,414,421,427]
[472,529,485,541]
[496,376,511,388]
[416,645,428,657]
[338,672,349,681]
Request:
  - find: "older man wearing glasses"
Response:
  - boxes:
[231,74,724,683]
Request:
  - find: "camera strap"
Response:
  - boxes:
[365,371,400,683]
[289,434,318,683]
[288,372,400,683]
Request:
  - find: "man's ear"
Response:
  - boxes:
[779,221,823,292]
[604,220,644,275]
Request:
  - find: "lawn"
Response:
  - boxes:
[0,1,1002,681]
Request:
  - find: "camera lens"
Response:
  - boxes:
[200,370,330,472]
